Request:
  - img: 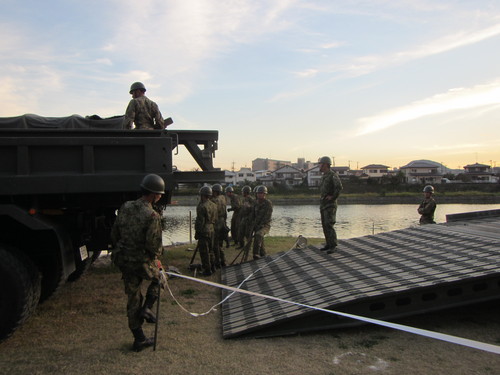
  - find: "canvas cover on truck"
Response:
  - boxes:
[0,114,124,129]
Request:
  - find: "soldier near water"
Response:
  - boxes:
[318,156,343,254]
[238,185,255,258]
[210,184,228,267]
[122,82,166,130]
[418,185,437,224]
[225,186,242,247]
[110,174,165,352]
[195,186,218,276]
[252,185,273,260]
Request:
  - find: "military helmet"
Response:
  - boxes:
[423,185,435,193]
[225,186,234,193]
[140,174,165,194]
[319,156,332,165]
[254,185,268,194]
[242,185,251,194]
[129,81,146,94]
[199,186,212,196]
[212,184,222,193]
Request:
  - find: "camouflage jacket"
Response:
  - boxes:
[253,198,273,231]
[111,198,163,264]
[122,96,164,129]
[195,199,217,238]
[211,194,228,221]
[319,169,343,209]
[229,193,242,213]
[418,197,436,224]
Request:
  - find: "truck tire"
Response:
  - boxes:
[0,246,40,341]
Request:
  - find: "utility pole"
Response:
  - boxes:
[332,156,335,167]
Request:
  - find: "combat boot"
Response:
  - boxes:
[140,294,157,324]
[131,328,154,352]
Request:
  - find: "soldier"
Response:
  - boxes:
[110,174,165,352]
[238,185,255,259]
[225,186,242,247]
[122,82,166,130]
[252,185,273,260]
[418,185,437,224]
[318,156,343,254]
[210,184,228,267]
[195,186,218,276]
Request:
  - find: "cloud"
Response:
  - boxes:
[355,79,500,136]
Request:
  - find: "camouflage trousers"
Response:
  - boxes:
[320,205,338,248]
[122,270,159,330]
[197,235,214,273]
[253,226,270,258]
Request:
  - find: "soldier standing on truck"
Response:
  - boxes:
[122,82,166,130]
[110,174,166,352]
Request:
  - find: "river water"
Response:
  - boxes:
[162,203,500,245]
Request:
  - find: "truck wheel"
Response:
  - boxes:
[0,246,39,341]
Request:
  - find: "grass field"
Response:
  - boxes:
[1,237,499,375]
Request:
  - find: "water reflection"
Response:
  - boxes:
[162,203,500,245]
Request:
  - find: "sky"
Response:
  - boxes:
[1,0,500,172]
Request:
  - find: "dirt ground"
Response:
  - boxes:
[1,241,499,375]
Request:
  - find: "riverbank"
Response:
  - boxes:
[170,193,500,206]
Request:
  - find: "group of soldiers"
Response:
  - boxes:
[194,184,273,276]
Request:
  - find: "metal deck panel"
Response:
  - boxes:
[221,214,500,338]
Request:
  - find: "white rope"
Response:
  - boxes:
[166,270,500,355]
[164,235,500,354]
[164,236,306,317]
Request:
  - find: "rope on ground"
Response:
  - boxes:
[164,235,307,317]
[165,235,500,355]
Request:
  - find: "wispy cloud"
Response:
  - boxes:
[355,79,500,136]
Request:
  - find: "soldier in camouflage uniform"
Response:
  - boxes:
[418,185,437,224]
[318,156,343,254]
[238,185,255,259]
[252,185,273,260]
[122,82,166,130]
[210,184,228,267]
[195,186,218,276]
[111,174,165,352]
[225,186,242,247]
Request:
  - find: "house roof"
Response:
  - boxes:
[360,164,389,169]
[464,163,490,168]
[400,159,441,169]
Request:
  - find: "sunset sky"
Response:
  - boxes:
[1,1,499,171]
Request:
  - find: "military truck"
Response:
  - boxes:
[0,114,223,341]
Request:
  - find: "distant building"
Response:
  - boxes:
[292,158,316,171]
[235,167,256,185]
[360,164,390,179]
[463,163,498,183]
[252,158,291,172]
[271,165,305,186]
[400,160,443,184]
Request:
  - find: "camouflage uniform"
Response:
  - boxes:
[111,198,163,331]
[239,195,255,254]
[252,198,273,258]
[319,169,343,249]
[211,194,228,266]
[228,193,242,245]
[123,96,165,129]
[418,197,436,224]
[195,198,218,273]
